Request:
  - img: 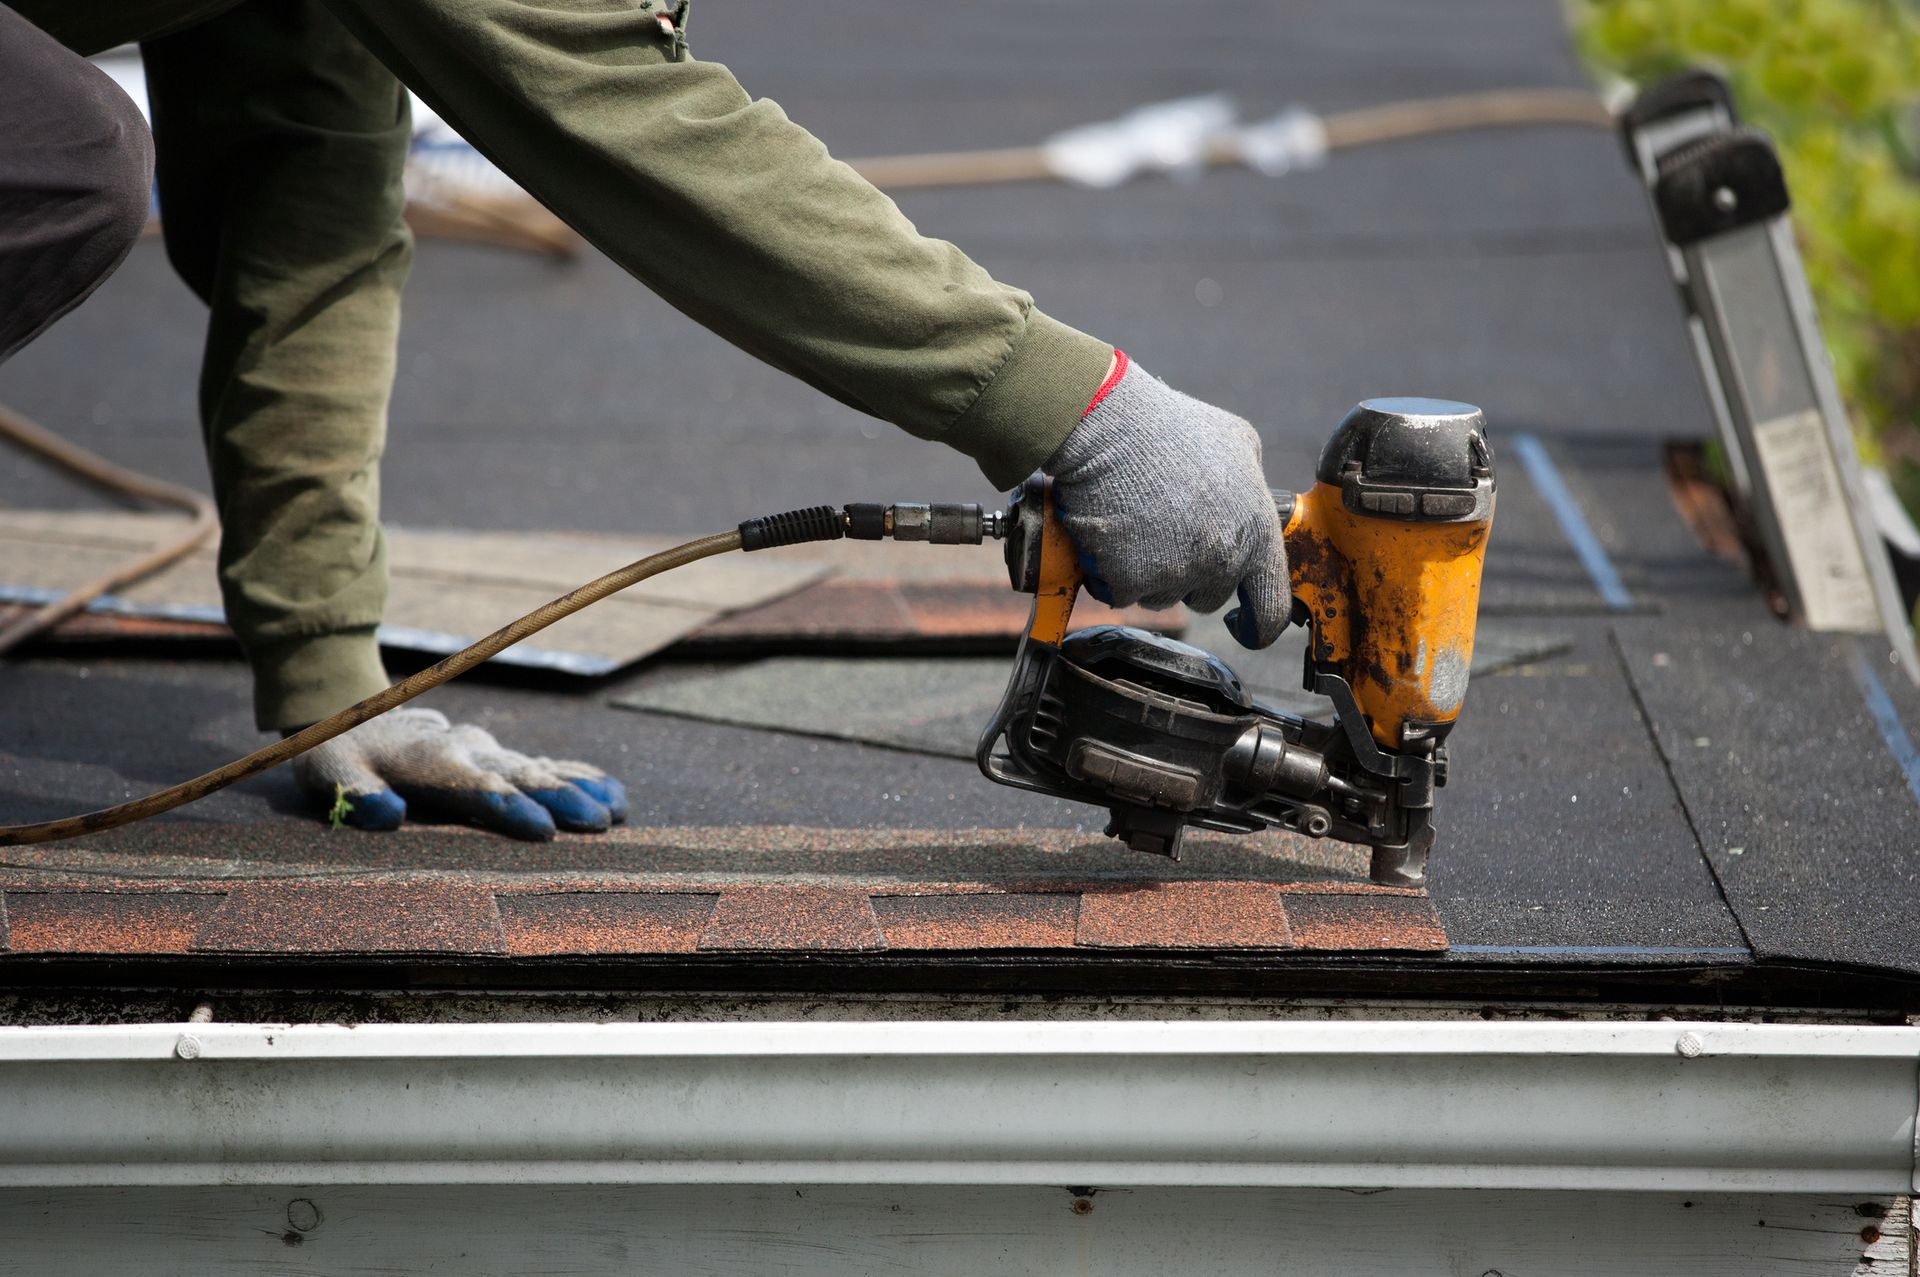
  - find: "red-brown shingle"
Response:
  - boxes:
[497,892,716,955]
[1077,882,1293,949]
[4,891,223,954]
[699,886,885,951]
[874,892,1080,949]
[194,882,505,954]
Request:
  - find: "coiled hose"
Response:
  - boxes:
[0,403,217,657]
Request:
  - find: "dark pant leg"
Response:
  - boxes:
[0,3,153,364]
[141,0,413,731]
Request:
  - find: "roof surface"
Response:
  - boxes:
[1,0,1916,1001]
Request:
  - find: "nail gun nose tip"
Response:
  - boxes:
[1368,846,1428,888]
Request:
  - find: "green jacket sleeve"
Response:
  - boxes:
[324,0,1113,487]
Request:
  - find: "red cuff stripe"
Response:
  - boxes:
[1082,349,1129,417]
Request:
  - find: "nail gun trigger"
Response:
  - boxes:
[1313,670,1410,782]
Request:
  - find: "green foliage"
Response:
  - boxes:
[327,782,353,831]
[1571,0,1920,503]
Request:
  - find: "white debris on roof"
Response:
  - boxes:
[1041,92,1237,188]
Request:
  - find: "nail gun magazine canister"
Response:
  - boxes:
[1284,397,1496,749]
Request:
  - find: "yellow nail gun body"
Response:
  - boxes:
[978,398,1495,886]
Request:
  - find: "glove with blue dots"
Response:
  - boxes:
[292,707,627,840]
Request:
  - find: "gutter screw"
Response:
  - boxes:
[174,1033,203,1060]
[1675,1031,1704,1058]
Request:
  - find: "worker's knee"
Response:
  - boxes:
[0,14,155,358]
[56,68,157,262]
[25,68,154,317]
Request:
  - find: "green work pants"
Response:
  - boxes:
[141,1,410,730]
[21,0,1111,730]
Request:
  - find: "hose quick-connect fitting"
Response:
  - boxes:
[739,502,1006,551]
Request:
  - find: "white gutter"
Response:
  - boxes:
[0,1020,1914,1191]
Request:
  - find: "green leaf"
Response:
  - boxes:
[328,783,354,831]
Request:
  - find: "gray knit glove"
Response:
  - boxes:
[1044,355,1291,647]
[291,707,628,840]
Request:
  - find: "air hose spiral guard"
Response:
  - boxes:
[737,505,845,551]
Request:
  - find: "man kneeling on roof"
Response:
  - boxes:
[0,0,1289,838]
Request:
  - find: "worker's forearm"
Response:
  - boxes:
[321,0,1112,486]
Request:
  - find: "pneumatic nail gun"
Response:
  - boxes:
[976,397,1496,887]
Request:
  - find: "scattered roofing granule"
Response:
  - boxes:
[1283,893,1447,952]
[1077,882,1293,949]
[698,886,885,952]
[2,891,223,954]
[872,893,1080,949]
[193,882,505,954]
[496,892,717,955]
